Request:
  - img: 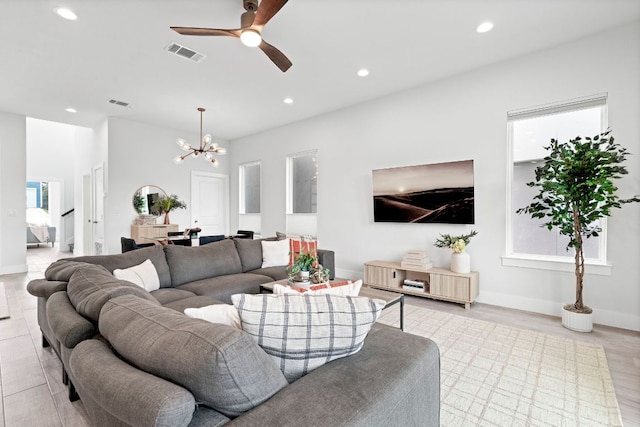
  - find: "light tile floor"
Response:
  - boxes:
[0,246,638,426]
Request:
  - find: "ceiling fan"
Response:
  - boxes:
[170,0,292,72]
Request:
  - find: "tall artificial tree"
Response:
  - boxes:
[517,129,638,313]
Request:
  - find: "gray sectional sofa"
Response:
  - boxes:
[27,238,440,426]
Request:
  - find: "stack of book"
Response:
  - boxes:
[401,250,433,270]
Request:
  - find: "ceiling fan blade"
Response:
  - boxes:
[259,40,292,72]
[253,0,288,27]
[170,27,241,37]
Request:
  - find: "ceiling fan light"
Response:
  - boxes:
[240,29,262,47]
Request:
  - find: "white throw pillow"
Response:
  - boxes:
[113,259,160,292]
[273,280,363,297]
[184,304,241,329]
[231,293,386,382]
[261,239,290,268]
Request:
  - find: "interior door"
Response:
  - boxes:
[191,172,228,236]
[91,163,105,255]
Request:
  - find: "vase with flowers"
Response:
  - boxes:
[434,230,478,273]
[153,194,187,224]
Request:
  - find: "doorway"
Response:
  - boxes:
[191,172,229,235]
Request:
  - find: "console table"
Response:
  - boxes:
[364,260,479,309]
[131,224,178,244]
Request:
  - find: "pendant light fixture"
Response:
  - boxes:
[173,107,226,167]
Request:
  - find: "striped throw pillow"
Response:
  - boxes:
[231,293,385,382]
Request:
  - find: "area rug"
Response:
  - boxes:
[377,304,622,426]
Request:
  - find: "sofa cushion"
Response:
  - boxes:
[185,304,241,329]
[150,288,198,305]
[261,239,290,268]
[288,238,318,266]
[232,293,386,382]
[176,273,272,304]
[247,266,288,281]
[99,295,288,417]
[233,238,264,272]
[67,264,158,322]
[62,245,172,288]
[70,339,200,427]
[164,239,243,286]
[162,296,223,313]
[113,259,160,292]
[273,280,362,297]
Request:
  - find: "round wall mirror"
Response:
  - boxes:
[132,185,167,216]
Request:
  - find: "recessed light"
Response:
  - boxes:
[357,68,369,77]
[283,98,294,104]
[54,7,78,21]
[477,22,494,33]
[65,107,77,113]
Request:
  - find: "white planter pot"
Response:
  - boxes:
[561,306,593,332]
[450,252,470,274]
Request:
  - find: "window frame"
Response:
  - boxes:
[286,150,318,215]
[239,161,261,215]
[502,94,612,275]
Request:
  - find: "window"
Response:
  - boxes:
[505,94,610,272]
[287,150,318,214]
[239,162,261,214]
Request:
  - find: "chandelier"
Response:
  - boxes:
[173,107,226,167]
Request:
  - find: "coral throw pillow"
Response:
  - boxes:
[288,238,318,267]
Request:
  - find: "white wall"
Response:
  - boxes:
[229,23,640,331]
[106,117,230,254]
[0,112,27,274]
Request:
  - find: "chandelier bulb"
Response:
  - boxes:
[216,147,227,155]
[173,155,185,164]
[204,152,214,161]
[210,158,219,167]
[203,134,212,144]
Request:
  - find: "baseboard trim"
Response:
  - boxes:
[0,264,28,275]
[478,290,640,332]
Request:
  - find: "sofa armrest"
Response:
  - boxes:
[317,249,335,279]
[228,324,440,427]
[47,292,96,348]
[27,279,68,298]
[70,339,202,427]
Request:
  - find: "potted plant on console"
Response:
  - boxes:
[434,230,478,274]
[517,129,639,332]
[154,194,187,225]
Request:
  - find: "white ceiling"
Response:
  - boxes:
[1,0,639,140]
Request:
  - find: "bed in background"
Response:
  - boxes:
[27,226,56,247]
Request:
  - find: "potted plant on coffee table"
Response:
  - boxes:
[286,249,316,283]
[517,129,639,332]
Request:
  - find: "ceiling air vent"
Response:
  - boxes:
[108,99,131,108]
[165,42,206,63]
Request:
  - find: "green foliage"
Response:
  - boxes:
[434,230,478,250]
[153,194,187,214]
[516,129,638,311]
[133,191,146,214]
[286,249,316,275]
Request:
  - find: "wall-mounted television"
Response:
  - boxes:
[372,160,474,224]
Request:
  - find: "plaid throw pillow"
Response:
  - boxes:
[231,294,386,382]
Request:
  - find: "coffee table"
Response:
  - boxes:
[260,279,404,331]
